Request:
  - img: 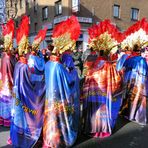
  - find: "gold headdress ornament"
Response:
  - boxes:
[16,15,29,56]
[88,19,123,55]
[32,27,47,50]
[2,19,15,51]
[52,15,81,54]
[121,18,148,50]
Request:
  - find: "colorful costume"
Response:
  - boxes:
[82,20,123,138]
[10,16,46,147]
[83,59,122,137]
[0,19,15,127]
[117,55,148,125]
[116,18,148,125]
[43,16,80,147]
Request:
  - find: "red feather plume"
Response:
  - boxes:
[52,15,80,41]
[123,18,148,37]
[34,27,47,41]
[88,19,123,43]
[2,19,15,39]
[16,15,29,44]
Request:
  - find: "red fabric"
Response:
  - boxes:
[110,53,118,61]
[31,51,36,55]
[126,52,139,60]
[93,132,111,138]
[19,57,27,64]
[125,51,132,54]
[62,51,72,54]
[91,51,97,55]
[84,61,94,68]
[50,55,60,62]
[0,117,10,127]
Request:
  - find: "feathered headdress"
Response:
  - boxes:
[52,15,80,54]
[88,19,123,54]
[32,27,47,50]
[16,15,29,55]
[2,19,15,51]
[121,18,148,50]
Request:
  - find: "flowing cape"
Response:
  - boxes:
[10,55,45,147]
[43,60,80,147]
[0,52,16,126]
[83,60,122,138]
[117,56,148,125]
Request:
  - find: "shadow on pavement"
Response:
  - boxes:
[73,115,148,148]
[112,115,130,134]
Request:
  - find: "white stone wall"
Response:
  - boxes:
[0,0,6,35]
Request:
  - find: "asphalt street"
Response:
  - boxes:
[0,115,148,148]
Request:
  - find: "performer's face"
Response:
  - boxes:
[42,49,46,55]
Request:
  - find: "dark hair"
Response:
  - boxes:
[48,44,54,52]
[116,49,121,54]
[100,50,104,56]
[133,44,139,52]
[117,44,121,48]
[124,46,129,51]
[140,48,145,53]
[90,47,93,52]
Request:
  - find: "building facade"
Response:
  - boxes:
[6,0,148,50]
[0,0,6,36]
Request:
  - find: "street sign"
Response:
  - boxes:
[72,0,80,12]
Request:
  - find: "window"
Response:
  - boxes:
[42,7,48,20]
[10,0,13,7]
[34,23,38,32]
[113,4,120,18]
[7,10,9,18]
[131,8,139,21]
[16,21,18,28]
[20,0,23,9]
[55,0,62,16]
[34,0,37,13]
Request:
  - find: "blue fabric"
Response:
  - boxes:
[10,56,45,148]
[120,56,148,125]
[43,60,80,147]
[116,54,129,71]
[28,55,45,82]
[61,53,75,70]
[124,56,146,70]
[123,56,148,87]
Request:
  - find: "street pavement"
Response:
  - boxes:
[0,116,148,148]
